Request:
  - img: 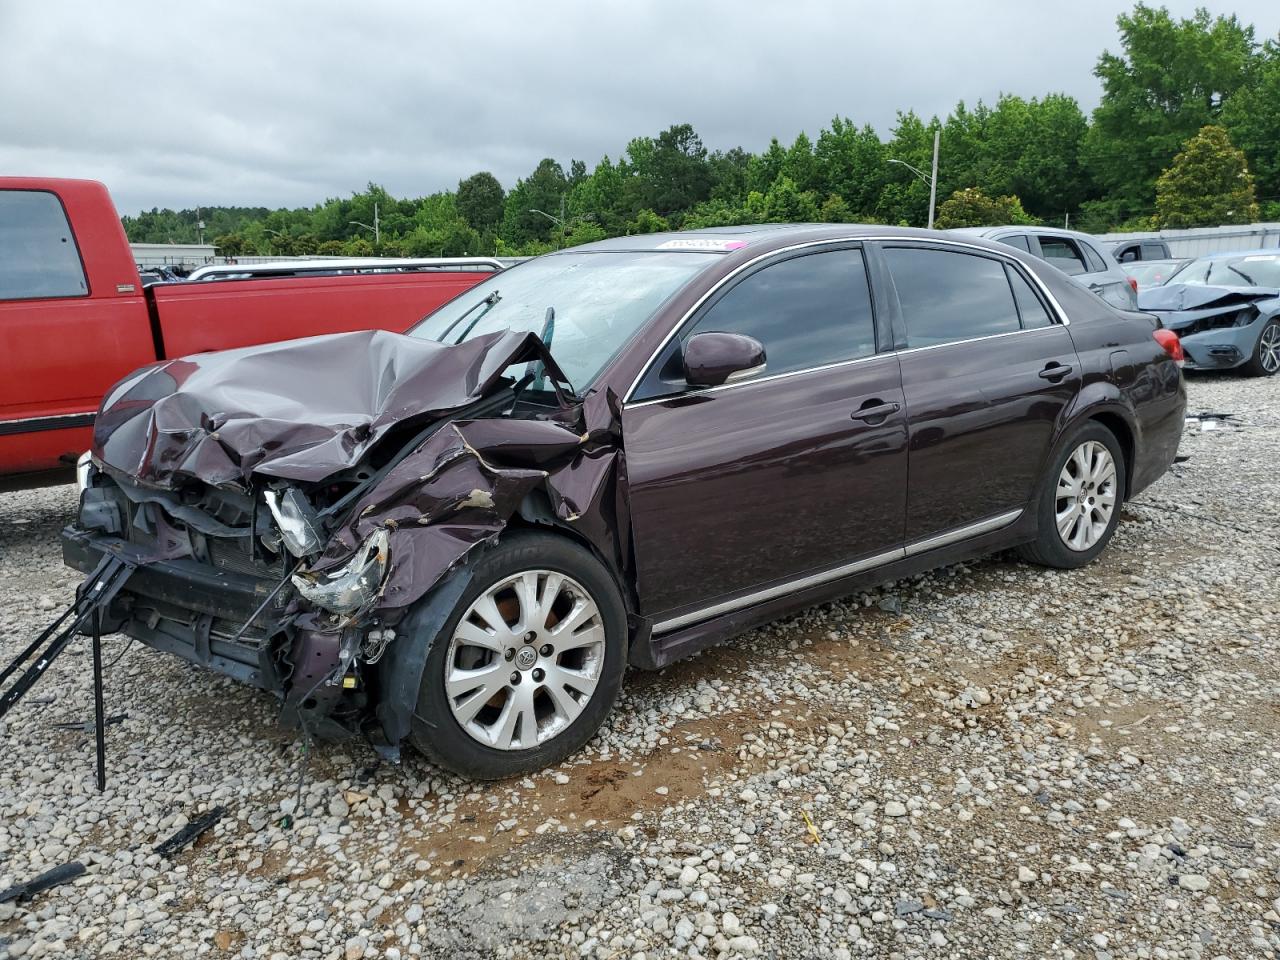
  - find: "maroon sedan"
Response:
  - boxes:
[66,225,1186,778]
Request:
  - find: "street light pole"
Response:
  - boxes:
[349,201,380,247]
[887,129,941,229]
[529,195,568,249]
[927,129,939,230]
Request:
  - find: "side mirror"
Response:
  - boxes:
[683,332,767,387]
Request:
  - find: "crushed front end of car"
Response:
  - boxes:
[62,328,628,756]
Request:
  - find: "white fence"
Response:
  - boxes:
[1098,223,1280,258]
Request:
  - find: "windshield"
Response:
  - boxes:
[1176,252,1280,288]
[410,250,719,389]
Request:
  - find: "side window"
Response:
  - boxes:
[884,247,1021,348]
[1141,241,1165,260]
[1037,236,1088,276]
[0,191,89,300]
[683,247,877,376]
[998,234,1031,253]
[1005,265,1055,329]
[1081,243,1109,273]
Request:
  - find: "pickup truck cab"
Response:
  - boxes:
[0,178,499,490]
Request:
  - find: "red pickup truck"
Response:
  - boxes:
[0,178,500,490]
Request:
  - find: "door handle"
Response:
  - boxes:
[851,401,901,423]
[1038,362,1073,382]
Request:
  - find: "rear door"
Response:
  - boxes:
[878,242,1082,543]
[623,243,908,626]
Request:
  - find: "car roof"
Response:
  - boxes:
[1192,248,1280,260]
[948,224,1095,241]
[557,223,1015,255]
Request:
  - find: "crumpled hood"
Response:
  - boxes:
[92,328,566,490]
[1137,283,1280,313]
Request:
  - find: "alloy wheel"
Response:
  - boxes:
[1260,321,1280,374]
[1055,440,1118,552]
[444,570,605,751]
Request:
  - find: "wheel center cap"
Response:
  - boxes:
[515,645,538,670]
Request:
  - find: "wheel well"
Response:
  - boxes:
[1087,412,1134,499]
[502,509,638,616]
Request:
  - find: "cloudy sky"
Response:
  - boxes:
[3,1,1278,215]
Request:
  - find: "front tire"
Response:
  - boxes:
[409,531,627,779]
[1241,316,1280,377]
[1018,422,1126,569]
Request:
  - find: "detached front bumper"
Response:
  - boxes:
[61,526,289,690]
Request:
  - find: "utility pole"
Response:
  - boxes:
[927,129,939,230]
[529,195,568,249]
[887,130,941,230]
[349,202,381,247]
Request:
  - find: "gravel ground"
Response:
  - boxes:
[2,372,1278,960]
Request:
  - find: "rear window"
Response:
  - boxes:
[1006,266,1055,329]
[1037,237,1088,276]
[885,247,1021,348]
[0,190,89,300]
[998,234,1031,253]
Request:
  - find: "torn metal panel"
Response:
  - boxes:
[92,329,572,490]
[1138,284,1280,313]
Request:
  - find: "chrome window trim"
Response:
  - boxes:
[625,350,889,410]
[891,322,1070,358]
[621,235,1069,407]
[652,507,1024,635]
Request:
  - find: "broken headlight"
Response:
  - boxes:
[264,487,325,558]
[75,451,94,494]
[291,529,390,616]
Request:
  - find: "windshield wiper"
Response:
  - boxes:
[437,289,501,344]
[1226,264,1256,285]
[528,306,578,402]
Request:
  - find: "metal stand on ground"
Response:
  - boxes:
[0,555,134,789]
[92,607,106,792]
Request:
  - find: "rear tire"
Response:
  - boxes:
[409,531,627,779]
[1018,422,1126,570]
[1241,316,1280,377]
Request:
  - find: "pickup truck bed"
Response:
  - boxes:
[0,178,498,489]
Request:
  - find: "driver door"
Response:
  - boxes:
[621,244,908,628]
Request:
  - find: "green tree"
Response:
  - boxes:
[1220,38,1280,207]
[746,138,787,194]
[877,111,939,225]
[625,124,713,221]
[818,194,854,223]
[212,233,246,257]
[456,172,505,233]
[1155,125,1259,227]
[627,209,670,234]
[762,176,820,223]
[1085,4,1259,221]
[708,147,751,203]
[934,187,1037,228]
[814,118,885,215]
[500,158,568,245]
[781,132,817,194]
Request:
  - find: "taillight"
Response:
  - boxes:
[1128,276,1139,294]
[1153,328,1184,366]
